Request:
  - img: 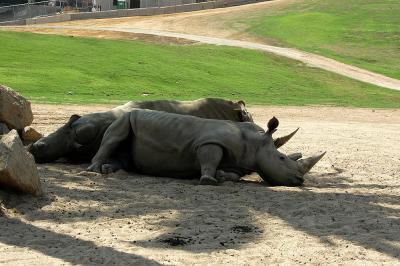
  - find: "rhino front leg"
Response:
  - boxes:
[196,144,223,186]
[88,113,132,174]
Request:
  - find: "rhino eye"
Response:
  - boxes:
[279,156,285,161]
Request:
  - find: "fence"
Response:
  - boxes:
[0,1,62,22]
[0,0,266,25]
[0,1,95,22]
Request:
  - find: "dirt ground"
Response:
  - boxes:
[30,0,301,41]
[1,104,399,265]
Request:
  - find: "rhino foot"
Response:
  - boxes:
[87,162,102,173]
[101,164,117,174]
[199,175,219,186]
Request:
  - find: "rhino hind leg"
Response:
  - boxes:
[196,144,223,186]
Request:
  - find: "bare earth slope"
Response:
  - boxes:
[1,104,399,265]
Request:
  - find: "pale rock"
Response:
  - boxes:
[0,130,42,196]
[0,85,33,130]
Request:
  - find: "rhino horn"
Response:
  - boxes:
[288,152,302,161]
[274,128,299,148]
[298,152,326,174]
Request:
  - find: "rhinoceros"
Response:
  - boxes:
[28,98,297,165]
[87,109,325,186]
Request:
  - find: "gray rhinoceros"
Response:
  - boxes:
[87,109,325,186]
[28,98,297,165]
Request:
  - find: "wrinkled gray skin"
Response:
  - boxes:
[28,98,254,164]
[88,110,325,186]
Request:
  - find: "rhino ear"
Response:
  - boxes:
[233,100,246,111]
[267,116,279,134]
[69,114,81,123]
[237,100,246,107]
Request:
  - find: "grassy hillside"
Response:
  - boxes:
[0,31,399,107]
[242,0,400,79]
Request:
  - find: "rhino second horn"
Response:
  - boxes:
[274,128,299,148]
[298,152,326,174]
[288,152,302,161]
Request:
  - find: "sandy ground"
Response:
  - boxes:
[1,104,399,265]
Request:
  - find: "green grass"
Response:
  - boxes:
[242,0,400,79]
[0,31,399,107]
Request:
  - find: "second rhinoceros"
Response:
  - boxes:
[88,109,325,186]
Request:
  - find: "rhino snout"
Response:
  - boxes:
[33,141,47,151]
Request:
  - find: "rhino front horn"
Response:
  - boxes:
[298,152,326,174]
[274,128,299,148]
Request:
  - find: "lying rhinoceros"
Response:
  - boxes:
[28,98,297,165]
[87,109,324,186]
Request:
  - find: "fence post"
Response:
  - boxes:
[28,2,31,19]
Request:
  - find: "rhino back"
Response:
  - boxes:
[116,98,242,121]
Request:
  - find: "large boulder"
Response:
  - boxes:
[0,85,33,130]
[0,130,42,196]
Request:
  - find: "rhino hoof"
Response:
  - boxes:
[87,163,102,173]
[199,175,218,186]
[101,164,115,174]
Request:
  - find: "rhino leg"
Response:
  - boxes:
[88,113,131,174]
[196,144,223,186]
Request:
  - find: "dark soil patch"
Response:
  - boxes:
[160,236,193,246]
[231,225,255,233]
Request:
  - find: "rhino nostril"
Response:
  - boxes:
[35,142,47,150]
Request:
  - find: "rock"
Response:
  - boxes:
[0,123,9,135]
[0,85,33,130]
[21,126,43,143]
[0,130,42,196]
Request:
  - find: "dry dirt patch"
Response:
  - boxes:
[6,0,300,43]
[0,104,399,265]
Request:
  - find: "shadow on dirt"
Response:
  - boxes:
[0,163,399,263]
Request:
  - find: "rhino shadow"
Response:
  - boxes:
[0,216,161,265]
[1,164,399,261]
[128,171,400,259]
[2,163,265,254]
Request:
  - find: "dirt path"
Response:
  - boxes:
[1,104,400,265]
[3,0,400,90]
[6,24,400,91]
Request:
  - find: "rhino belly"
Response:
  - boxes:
[131,142,200,178]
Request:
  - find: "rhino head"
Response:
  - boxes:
[254,117,325,186]
[234,100,253,122]
[28,114,106,163]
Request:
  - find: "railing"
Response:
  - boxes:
[0,1,62,22]
[0,0,249,24]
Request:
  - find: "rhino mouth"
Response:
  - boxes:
[28,140,71,163]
